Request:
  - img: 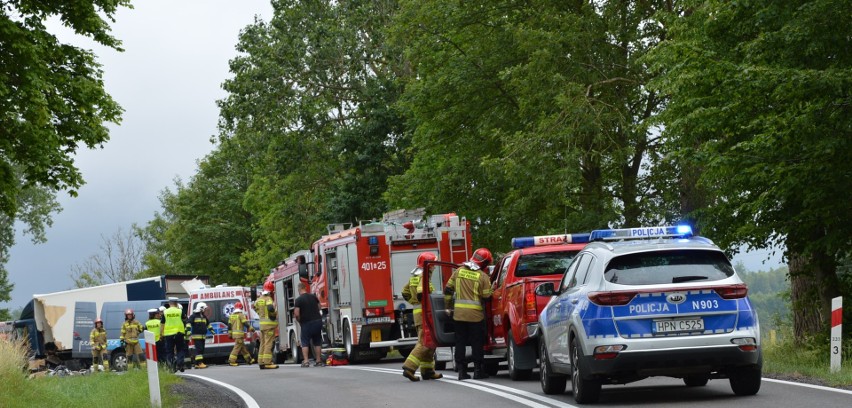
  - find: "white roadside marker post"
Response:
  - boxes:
[144,330,162,407]
[830,296,842,374]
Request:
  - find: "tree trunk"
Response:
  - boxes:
[788,251,826,344]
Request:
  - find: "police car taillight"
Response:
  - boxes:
[594,344,626,360]
[511,233,590,249]
[731,337,758,351]
[590,225,693,241]
[715,284,748,299]
[588,291,637,306]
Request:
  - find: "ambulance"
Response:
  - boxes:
[186,284,260,362]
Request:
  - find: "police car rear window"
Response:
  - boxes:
[604,250,734,285]
[516,251,579,278]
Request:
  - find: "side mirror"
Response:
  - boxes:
[298,263,309,279]
[535,282,555,297]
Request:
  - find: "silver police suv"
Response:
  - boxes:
[536,226,761,403]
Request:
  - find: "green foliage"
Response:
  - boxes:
[740,265,791,332]
[0,0,129,217]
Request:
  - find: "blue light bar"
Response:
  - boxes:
[590,225,693,241]
[511,233,591,249]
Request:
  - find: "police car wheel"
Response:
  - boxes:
[683,375,709,387]
[570,338,601,404]
[539,338,567,395]
[111,352,128,372]
[729,366,762,396]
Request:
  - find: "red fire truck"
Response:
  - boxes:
[306,209,472,363]
[265,250,311,364]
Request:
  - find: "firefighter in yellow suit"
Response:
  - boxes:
[228,302,255,366]
[445,248,493,380]
[90,318,108,372]
[254,281,279,369]
[401,252,442,381]
[120,309,145,370]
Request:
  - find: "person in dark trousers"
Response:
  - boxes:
[444,248,494,380]
[161,297,187,372]
[186,302,212,369]
[294,282,324,367]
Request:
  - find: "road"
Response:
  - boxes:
[180,358,852,408]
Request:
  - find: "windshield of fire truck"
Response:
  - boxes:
[516,251,579,278]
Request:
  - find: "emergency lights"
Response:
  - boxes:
[590,225,693,241]
[511,233,591,249]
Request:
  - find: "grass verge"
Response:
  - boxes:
[1,339,185,407]
[763,335,852,388]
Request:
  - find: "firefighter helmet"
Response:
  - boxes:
[262,280,274,295]
[124,309,135,319]
[417,252,437,269]
[470,248,493,269]
[94,318,103,326]
[195,302,207,313]
[234,301,243,310]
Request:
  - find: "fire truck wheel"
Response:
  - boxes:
[344,325,357,363]
[398,347,413,358]
[289,332,302,364]
[435,361,447,371]
[273,338,283,364]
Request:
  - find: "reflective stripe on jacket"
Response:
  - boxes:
[121,320,144,343]
[402,275,435,326]
[229,312,248,337]
[90,328,107,351]
[444,266,492,322]
[254,295,278,329]
[186,312,211,340]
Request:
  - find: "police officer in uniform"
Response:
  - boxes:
[254,281,279,369]
[444,248,493,380]
[186,302,212,369]
[401,252,442,381]
[121,309,145,370]
[144,308,163,365]
[161,297,187,372]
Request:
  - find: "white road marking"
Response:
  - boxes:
[336,366,578,408]
[180,372,261,408]
[762,378,852,395]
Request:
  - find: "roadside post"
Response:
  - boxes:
[830,296,842,373]
[144,330,162,407]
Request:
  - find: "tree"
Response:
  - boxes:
[0,0,128,217]
[71,227,145,287]
[387,0,673,251]
[648,0,851,341]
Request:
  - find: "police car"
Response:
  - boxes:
[536,226,761,403]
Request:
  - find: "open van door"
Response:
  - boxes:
[420,260,459,348]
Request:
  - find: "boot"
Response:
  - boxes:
[265,364,279,369]
[196,362,207,369]
[421,369,443,380]
[457,364,470,380]
[229,361,239,367]
[402,367,421,382]
[473,363,489,379]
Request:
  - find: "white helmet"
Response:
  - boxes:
[195,302,207,313]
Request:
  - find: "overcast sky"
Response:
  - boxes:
[2,1,784,312]
[3,1,273,310]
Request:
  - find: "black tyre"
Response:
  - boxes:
[684,375,709,387]
[539,337,567,395]
[729,366,762,396]
[344,324,359,363]
[398,347,413,358]
[435,361,447,371]
[484,360,500,376]
[570,337,601,404]
[110,351,128,372]
[273,338,284,364]
[290,331,302,364]
[507,329,532,381]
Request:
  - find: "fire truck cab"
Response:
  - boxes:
[308,209,472,363]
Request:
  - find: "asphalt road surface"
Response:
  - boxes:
[180,358,852,408]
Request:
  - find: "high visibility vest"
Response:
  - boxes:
[145,319,161,342]
[254,296,278,329]
[163,306,185,336]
